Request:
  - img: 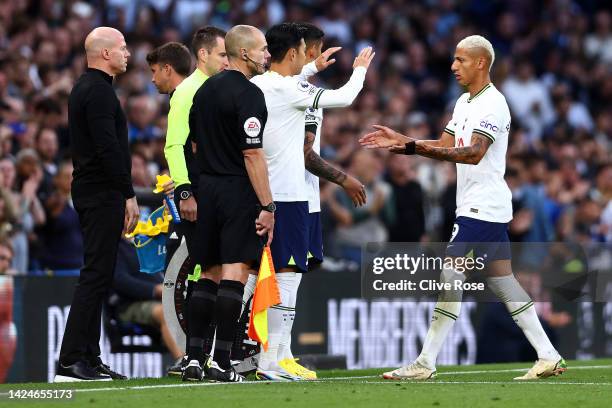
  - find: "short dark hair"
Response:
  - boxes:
[191,26,227,56]
[146,42,192,77]
[297,23,324,48]
[266,23,303,63]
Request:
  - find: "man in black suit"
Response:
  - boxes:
[55,26,140,382]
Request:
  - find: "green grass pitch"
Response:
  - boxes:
[1,359,611,407]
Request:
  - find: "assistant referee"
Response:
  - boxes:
[183,24,274,383]
[55,27,139,382]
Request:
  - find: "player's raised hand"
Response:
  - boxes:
[315,46,342,72]
[359,125,410,149]
[353,47,375,70]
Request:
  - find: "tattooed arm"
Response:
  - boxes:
[414,133,491,165]
[304,131,367,206]
[304,131,347,185]
[360,125,455,149]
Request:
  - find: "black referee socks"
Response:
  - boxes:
[214,279,245,370]
[187,279,218,365]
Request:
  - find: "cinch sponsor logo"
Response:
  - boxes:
[479,120,498,132]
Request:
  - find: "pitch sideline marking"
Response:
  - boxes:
[1,364,610,396]
[66,364,612,392]
[355,380,612,386]
[322,364,612,380]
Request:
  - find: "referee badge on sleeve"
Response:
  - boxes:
[244,117,261,144]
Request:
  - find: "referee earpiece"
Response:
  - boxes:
[242,53,248,61]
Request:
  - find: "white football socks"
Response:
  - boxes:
[487,275,560,361]
[278,273,302,361]
[417,267,465,370]
[257,272,294,370]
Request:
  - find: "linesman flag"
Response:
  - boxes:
[248,246,281,351]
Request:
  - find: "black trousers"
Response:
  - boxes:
[59,190,125,366]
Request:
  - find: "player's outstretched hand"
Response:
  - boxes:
[315,47,342,72]
[256,210,274,246]
[124,197,140,235]
[353,47,375,70]
[359,125,410,149]
[341,175,367,207]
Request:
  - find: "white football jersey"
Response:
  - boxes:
[251,67,365,202]
[305,107,323,212]
[444,83,513,223]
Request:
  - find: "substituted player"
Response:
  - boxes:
[360,35,566,381]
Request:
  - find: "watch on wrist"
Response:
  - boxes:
[262,202,276,213]
[179,190,192,200]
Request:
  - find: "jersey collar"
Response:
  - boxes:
[86,68,113,84]
[193,68,209,81]
[467,83,492,103]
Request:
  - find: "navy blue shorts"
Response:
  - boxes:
[446,216,511,262]
[270,202,309,273]
[306,211,323,271]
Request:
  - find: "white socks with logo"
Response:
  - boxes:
[487,275,560,361]
[258,272,300,370]
[278,273,302,361]
[417,267,465,370]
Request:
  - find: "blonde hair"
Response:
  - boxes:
[457,35,495,71]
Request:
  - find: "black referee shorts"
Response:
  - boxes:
[196,174,263,269]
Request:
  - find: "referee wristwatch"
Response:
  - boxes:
[261,202,276,213]
[176,185,193,201]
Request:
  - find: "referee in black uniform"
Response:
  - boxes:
[182,24,274,383]
[55,27,140,382]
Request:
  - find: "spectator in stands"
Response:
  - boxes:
[38,161,82,274]
[126,94,160,142]
[384,154,425,242]
[502,59,555,142]
[0,236,15,275]
[35,127,59,202]
[328,150,394,262]
[0,155,44,273]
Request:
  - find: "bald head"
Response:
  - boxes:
[84,27,130,75]
[225,25,259,58]
[225,25,269,77]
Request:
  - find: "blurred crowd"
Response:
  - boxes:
[0,0,610,274]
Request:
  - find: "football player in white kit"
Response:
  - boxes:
[359,35,566,381]
[251,22,373,381]
[269,23,368,380]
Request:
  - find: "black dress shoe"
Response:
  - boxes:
[54,361,112,382]
[94,363,128,380]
